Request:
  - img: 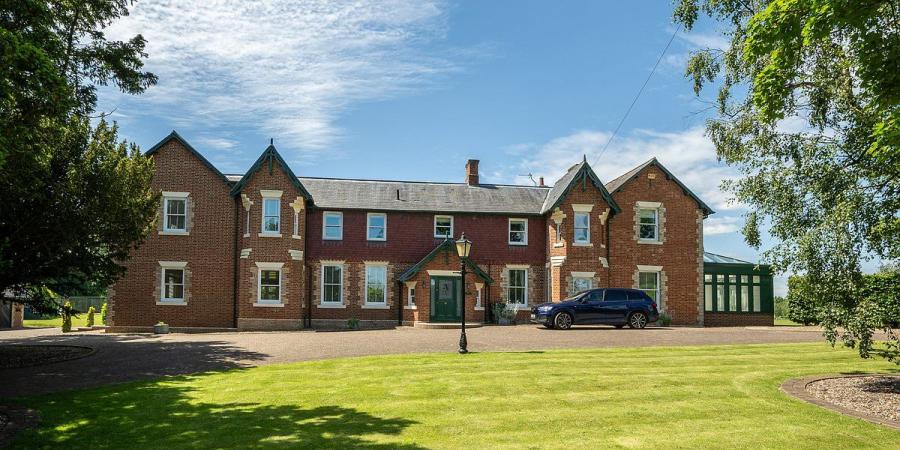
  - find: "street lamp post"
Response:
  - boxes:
[455,233,472,354]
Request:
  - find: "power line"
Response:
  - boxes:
[590,24,681,167]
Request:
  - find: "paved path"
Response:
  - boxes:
[0,325,828,399]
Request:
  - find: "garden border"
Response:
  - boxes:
[780,374,900,430]
[0,344,97,369]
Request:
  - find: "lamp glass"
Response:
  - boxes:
[455,234,472,258]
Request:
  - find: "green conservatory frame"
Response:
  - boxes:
[703,253,774,314]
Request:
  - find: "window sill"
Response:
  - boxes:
[506,303,529,310]
[552,242,565,248]
[292,234,302,240]
[363,304,389,309]
[508,242,528,246]
[637,239,663,245]
[404,305,417,310]
[253,302,284,308]
[243,233,250,238]
[323,237,343,241]
[156,300,187,306]
[159,230,189,236]
[572,242,593,247]
[258,233,282,238]
[317,303,345,309]
[366,238,387,242]
[474,306,485,311]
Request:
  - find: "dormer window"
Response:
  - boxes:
[574,212,589,244]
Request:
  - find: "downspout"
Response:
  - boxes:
[397,280,403,326]
[306,263,312,328]
[605,214,612,287]
[232,198,240,329]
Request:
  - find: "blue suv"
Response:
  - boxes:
[530,288,659,329]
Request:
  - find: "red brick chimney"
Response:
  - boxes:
[539,176,545,186]
[465,159,479,185]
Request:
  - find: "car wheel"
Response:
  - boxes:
[553,312,573,330]
[628,312,648,329]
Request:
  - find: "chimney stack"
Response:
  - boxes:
[465,159,480,185]
[539,176,545,187]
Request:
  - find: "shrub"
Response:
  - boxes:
[491,303,517,324]
[61,301,72,332]
[86,306,95,327]
[658,312,672,326]
[773,296,789,319]
[100,302,108,325]
[786,276,821,325]
[347,318,360,330]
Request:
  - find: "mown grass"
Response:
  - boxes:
[24,315,100,329]
[775,317,802,326]
[11,343,899,449]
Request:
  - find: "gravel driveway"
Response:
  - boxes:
[0,324,829,399]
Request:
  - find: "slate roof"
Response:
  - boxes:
[604,157,715,217]
[397,239,493,283]
[703,252,753,264]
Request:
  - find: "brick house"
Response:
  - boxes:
[107,131,773,331]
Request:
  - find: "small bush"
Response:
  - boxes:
[61,301,72,332]
[773,296,789,319]
[86,306,95,327]
[347,318,360,330]
[100,302,108,325]
[658,312,672,326]
[492,303,518,324]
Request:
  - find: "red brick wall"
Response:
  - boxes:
[108,139,236,328]
[704,312,773,327]
[547,182,614,301]
[608,165,704,325]
[235,158,307,329]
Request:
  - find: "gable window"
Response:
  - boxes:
[323,212,343,240]
[364,265,387,306]
[161,192,189,234]
[367,213,386,241]
[434,215,453,238]
[574,212,590,244]
[638,271,659,303]
[260,191,282,234]
[508,218,527,245]
[258,269,281,304]
[321,264,343,304]
[639,208,658,240]
[507,268,528,306]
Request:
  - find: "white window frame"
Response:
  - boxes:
[255,262,284,306]
[508,218,528,245]
[158,261,187,304]
[506,267,528,308]
[571,271,595,294]
[367,213,387,241]
[573,212,590,244]
[320,263,344,307]
[638,208,659,241]
[161,192,189,235]
[259,190,283,236]
[323,211,343,240]
[637,265,662,305]
[364,264,388,307]
[434,215,454,238]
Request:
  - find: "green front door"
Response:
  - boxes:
[430,276,461,322]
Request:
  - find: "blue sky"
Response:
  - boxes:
[99,1,794,293]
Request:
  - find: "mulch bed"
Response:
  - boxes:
[782,374,900,429]
[0,345,94,370]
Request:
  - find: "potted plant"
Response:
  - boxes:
[492,303,518,325]
[153,321,169,334]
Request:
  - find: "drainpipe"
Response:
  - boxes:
[232,198,240,329]
[306,263,312,328]
[397,280,403,326]
[605,216,612,287]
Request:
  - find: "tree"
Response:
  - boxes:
[674,0,900,362]
[0,1,158,311]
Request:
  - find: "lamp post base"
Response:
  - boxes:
[458,330,468,354]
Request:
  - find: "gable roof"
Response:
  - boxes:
[229,143,312,199]
[397,239,493,284]
[540,159,621,214]
[605,158,715,217]
[145,131,230,185]
[703,252,753,265]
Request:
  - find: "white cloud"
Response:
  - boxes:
[494,126,741,213]
[196,137,239,151]
[101,0,457,159]
[678,31,730,51]
[704,216,743,235]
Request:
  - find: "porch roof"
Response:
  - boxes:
[397,239,494,284]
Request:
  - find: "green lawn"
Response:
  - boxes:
[24,315,100,329]
[10,343,899,449]
[775,317,802,326]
